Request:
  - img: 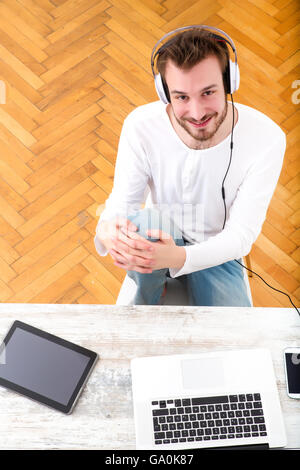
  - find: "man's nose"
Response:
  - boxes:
[188,100,207,122]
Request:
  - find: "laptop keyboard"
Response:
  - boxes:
[151,393,267,445]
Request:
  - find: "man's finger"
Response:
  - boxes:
[117,229,154,252]
[116,216,138,233]
[146,229,171,241]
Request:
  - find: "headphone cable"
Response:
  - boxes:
[222,94,299,316]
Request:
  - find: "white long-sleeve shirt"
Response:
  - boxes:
[94,100,286,278]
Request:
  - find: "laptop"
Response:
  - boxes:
[131,348,287,450]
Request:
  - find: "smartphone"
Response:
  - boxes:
[283,347,300,399]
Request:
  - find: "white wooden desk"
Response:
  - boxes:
[0,304,299,450]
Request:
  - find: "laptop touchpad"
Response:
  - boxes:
[181,357,225,389]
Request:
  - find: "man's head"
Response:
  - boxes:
[156,29,231,144]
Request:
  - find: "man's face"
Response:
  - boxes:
[164,56,228,143]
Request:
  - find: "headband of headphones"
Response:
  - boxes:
[151,25,240,103]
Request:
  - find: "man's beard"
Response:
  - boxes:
[174,99,228,143]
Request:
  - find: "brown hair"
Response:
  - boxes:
[156,29,230,94]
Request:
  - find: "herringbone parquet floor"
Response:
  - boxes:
[0,0,299,307]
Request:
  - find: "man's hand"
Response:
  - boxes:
[109,227,186,272]
[96,217,156,274]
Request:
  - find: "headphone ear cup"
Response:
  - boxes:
[154,73,169,104]
[228,59,240,93]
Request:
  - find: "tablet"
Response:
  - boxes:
[0,320,98,414]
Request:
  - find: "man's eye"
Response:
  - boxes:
[203,91,215,96]
[177,95,188,101]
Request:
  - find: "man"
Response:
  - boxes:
[94,27,286,306]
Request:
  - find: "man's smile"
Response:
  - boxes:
[187,116,213,128]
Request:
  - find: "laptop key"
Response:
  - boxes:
[251,409,264,416]
[182,399,191,406]
[253,401,262,408]
[192,396,229,405]
[229,395,238,402]
[155,432,165,440]
[153,409,169,416]
[254,416,265,424]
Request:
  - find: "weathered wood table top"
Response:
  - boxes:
[0,304,299,450]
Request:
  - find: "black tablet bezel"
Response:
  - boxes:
[0,320,98,414]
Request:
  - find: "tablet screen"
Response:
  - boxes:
[0,321,98,413]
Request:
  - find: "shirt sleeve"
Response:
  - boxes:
[169,131,286,278]
[94,117,150,257]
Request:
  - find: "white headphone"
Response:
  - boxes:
[151,25,240,104]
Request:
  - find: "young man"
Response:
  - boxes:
[94,27,286,306]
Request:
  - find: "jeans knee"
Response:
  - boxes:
[128,208,183,243]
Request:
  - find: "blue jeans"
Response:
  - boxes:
[127,208,251,307]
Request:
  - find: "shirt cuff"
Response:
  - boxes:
[94,234,108,257]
